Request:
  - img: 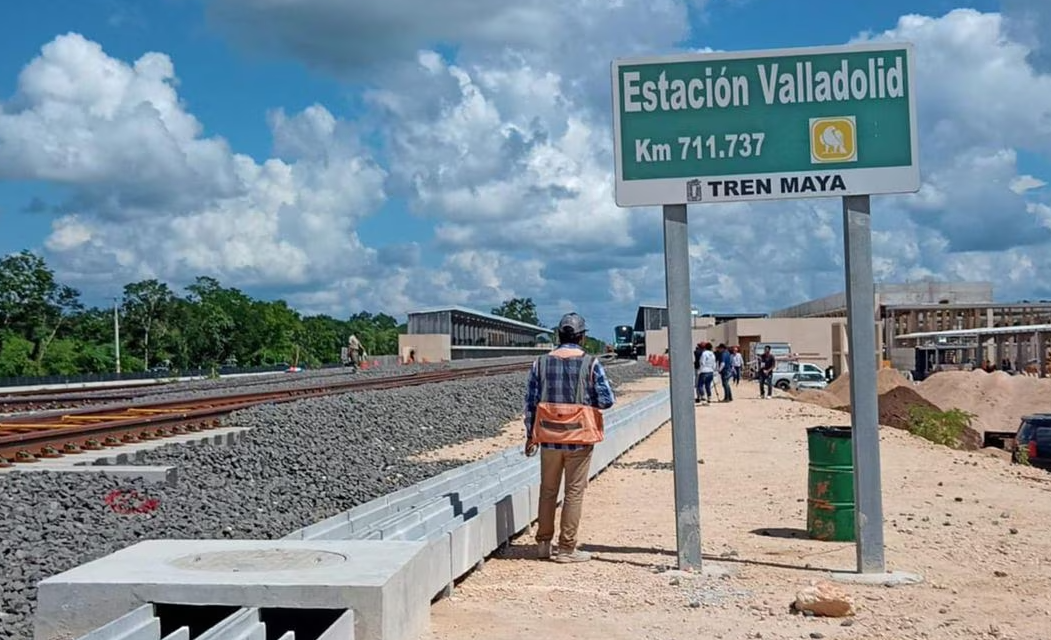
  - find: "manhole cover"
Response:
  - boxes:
[169,549,348,572]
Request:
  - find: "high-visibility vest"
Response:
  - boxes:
[530,348,605,446]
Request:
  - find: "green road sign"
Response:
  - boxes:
[611,43,919,207]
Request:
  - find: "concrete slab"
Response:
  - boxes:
[4,464,177,486]
[494,486,531,545]
[0,427,250,478]
[421,535,452,601]
[830,570,924,587]
[448,513,482,578]
[35,539,434,640]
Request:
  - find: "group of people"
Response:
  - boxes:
[691,342,743,404]
[692,342,779,402]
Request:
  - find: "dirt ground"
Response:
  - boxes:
[423,380,1051,640]
[410,376,670,464]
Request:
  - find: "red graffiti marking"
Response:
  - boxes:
[104,489,160,515]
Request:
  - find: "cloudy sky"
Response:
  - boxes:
[0,0,1049,340]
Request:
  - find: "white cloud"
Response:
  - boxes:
[1010,174,1047,194]
[4,4,1051,340]
[0,33,387,291]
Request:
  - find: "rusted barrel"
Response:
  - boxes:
[806,426,855,542]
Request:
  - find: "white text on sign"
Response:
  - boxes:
[634,133,767,163]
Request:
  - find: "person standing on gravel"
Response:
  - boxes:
[731,346,744,385]
[523,312,615,563]
[347,334,362,368]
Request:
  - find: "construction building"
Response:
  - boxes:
[398,306,553,362]
[771,281,1051,377]
[639,281,1051,378]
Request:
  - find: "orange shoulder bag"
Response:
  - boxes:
[530,352,605,446]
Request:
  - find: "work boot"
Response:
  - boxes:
[537,541,554,559]
[555,548,591,563]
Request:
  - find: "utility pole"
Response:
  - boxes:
[113,297,121,374]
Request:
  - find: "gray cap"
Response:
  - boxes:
[557,312,587,334]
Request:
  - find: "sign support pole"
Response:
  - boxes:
[662,203,702,571]
[841,194,886,574]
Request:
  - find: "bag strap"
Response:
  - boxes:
[574,355,594,404]
[537,355,549,403]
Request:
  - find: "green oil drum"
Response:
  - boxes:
[806,426,855,542]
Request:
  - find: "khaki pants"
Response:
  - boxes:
[535,446,593,552]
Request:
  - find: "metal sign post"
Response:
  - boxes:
[841,194,886,573]
[662,203,703,571]
[610,42,920,576]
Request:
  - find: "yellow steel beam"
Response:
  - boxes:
[61,415,135,422]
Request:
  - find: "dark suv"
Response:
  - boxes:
[1013,413,1051,471]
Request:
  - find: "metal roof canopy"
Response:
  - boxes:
[895,324,1051,341]
[884,301,1051,311]
[407,305,554,334]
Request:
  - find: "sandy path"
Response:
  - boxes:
[424,382,1051,640]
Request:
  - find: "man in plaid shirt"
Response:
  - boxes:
[523,312,616,562]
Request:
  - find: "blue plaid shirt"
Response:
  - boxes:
[523,345,616,450]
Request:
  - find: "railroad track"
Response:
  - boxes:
[0,369,337,412]
[0,361,532,466]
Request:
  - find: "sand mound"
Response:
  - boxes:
[830,385,937,431]
[916,369,1051,435]
[797,368,987,449]
[794,389,842,409]
[826,368,911,405]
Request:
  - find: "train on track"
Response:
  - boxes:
[612,325,646,359]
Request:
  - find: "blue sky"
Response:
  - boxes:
[0,0,1049,339]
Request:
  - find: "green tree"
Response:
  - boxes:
[122,279,175,370]
[0,250,83,368]
[491,297,541,326]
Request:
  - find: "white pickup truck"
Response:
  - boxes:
[771,362,827,390]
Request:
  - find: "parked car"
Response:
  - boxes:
[790,371,829,392]
[772,362,826,390]
[1011,413,1051,471]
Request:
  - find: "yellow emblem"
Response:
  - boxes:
[809,116,857,163]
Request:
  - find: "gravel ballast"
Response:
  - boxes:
[0,357,537,414]
[0,360,661,640]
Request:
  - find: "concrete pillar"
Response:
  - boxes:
[884,311,896,361]
[1039,333,1048,378]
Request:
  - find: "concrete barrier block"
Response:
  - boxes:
[295,511,352,542]
[35,539,430,640]
[448,513,484,578]
[420,534,452,601]
[13,465,178,486]
[345,500,397,535]
[497,465,537,493]
[477,507,499,556]
[494,486,531,545]
[384,487,423,515]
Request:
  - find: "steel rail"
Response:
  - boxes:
[0,361,531,466]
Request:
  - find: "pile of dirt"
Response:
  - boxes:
[826,368,910,406]
[829,385,983,450]
[831,385,936,431]
[793,389,841,409]
[916,369,1051,436]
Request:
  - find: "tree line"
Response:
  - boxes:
[0,252,608,378]
[0,251,403,377]
[491,298,607,354]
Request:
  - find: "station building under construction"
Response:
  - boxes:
[639,281,1051,379]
